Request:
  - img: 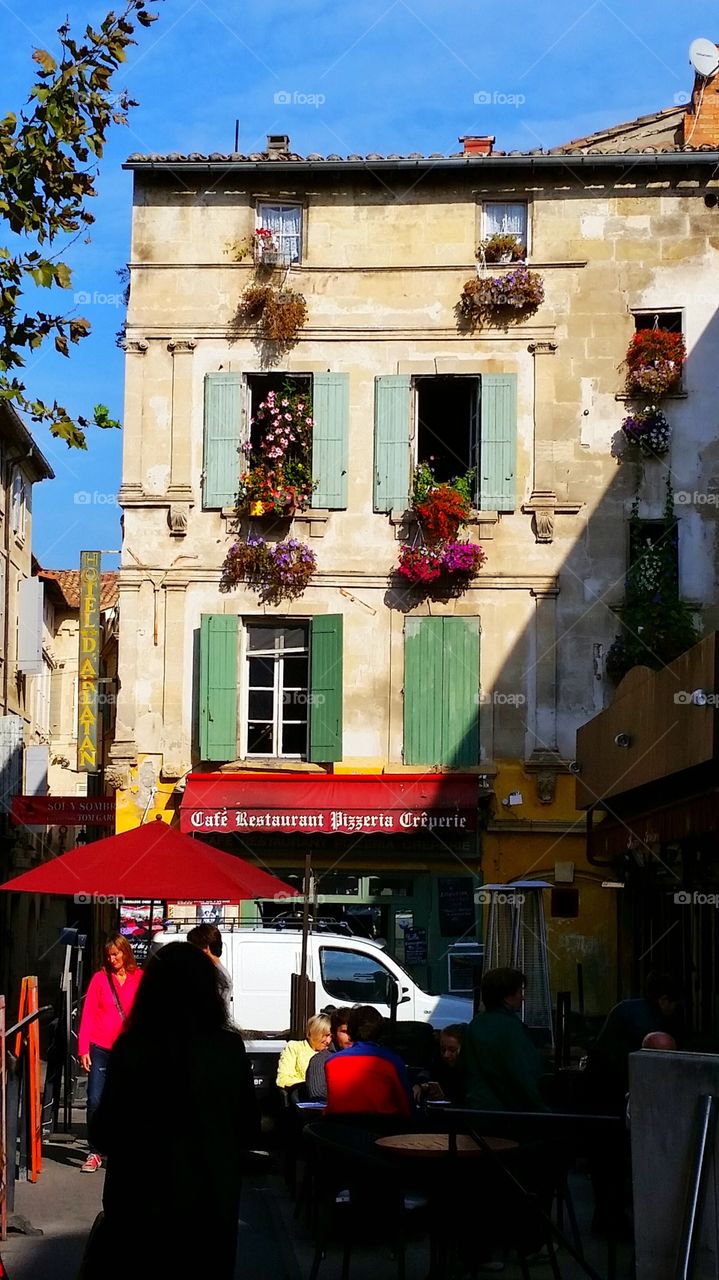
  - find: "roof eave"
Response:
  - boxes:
[123,151,719,175]
[0,402,54,481]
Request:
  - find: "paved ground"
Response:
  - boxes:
[2,1128,633,1280]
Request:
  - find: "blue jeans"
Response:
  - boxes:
[86,1043,111,1154]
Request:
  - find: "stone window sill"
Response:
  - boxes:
[615,391,688,401]
[388,507,500,539]
[221,507,331,537]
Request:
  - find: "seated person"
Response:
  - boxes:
[416,1023,467,1105]
[462,968,548,1112]
[306,1006,353,1101]
[324,1005,412,1117]
[276,1014,331,1091]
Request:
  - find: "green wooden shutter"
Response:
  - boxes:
[312,373,349,509]
[309,615,343,763]
[404,617,479,766]
[202,373,244,508]
[404,617,445,766]
[373,375,412,512]
[442,617,480,766]
[479,373,517,512]
[199,614,239,761]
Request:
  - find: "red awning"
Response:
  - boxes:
[180,772,479,837]
[0,819,298,901]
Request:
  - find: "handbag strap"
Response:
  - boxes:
[106,971,127,1022]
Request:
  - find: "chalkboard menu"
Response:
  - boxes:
[438,877,476,938]
[403,927,428,965]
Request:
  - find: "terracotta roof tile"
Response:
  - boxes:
[38,569,118,611]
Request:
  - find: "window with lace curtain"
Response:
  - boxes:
[256,202,303,264]
[482,201,528,256]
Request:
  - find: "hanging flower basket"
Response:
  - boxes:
[458,266,544,330]
[621,406,671,458]
[396,540,486,587]
[235,284,308,344]
[221,536,316,603]
[623,329,686,398]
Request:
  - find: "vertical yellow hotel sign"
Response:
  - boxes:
[77,551,101,772]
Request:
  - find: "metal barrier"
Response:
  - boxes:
[0,981,52,1241]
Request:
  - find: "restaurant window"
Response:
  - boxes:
[256,202,302,264]
[319,946,394,1005]
[244,622,310,759]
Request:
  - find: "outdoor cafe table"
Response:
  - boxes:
[376,1132,520,1278]
[376,1132,518,1158]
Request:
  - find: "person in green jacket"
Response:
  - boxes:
[462,967,548,1112]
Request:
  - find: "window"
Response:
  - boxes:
[199,613,342,764]
[319,946,394,1005]
[202,371,349,511]
[374,374,517,514]
[633,310,682,335]
[482,201,528,256]
[416,375,478,485]
[246,372,311,454]
[256,202,302,264]
[627,519,678,601]
[245,622,310,758]
[11,469,26,540]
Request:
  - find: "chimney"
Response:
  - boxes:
[459,135,495,156]
[683,59,719,147]
[267,133,290,156]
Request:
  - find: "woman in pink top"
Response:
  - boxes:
[77,934,141,1172]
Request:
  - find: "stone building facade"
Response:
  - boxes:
[110,74,719,1013]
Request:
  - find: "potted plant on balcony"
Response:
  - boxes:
[458,266,544,331]
[623,329,686,398]
[253,227,283,267]
[237,385,315,516]
[395,464,486,591]
[477,232,525,264]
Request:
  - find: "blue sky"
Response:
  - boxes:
[1,0,715,567]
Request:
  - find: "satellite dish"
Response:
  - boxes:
[689,37,719,79]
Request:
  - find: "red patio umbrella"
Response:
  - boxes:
[0,818,298,902]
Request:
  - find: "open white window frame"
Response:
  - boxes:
[255,200,304,266]
[412,375,481,508]
[630,307,686,391]
[237,618,311,762]
[479,199,531,260]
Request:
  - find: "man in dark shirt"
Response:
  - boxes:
[462,968,548,1112]
[586,971,681,1112]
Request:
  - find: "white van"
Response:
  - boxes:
[152,926,473,1033]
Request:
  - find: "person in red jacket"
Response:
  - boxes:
[77,933,142,1172]
[324,1005,412,1117]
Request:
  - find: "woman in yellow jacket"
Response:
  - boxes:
[276,1014,331,1089]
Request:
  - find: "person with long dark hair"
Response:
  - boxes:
[90,941,259,1276]
[77,933,141,1173]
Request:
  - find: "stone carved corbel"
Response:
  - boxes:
[167,339,196,355]
[168,503,190,537]
[536,772,557,805]
[104,764,130,792]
